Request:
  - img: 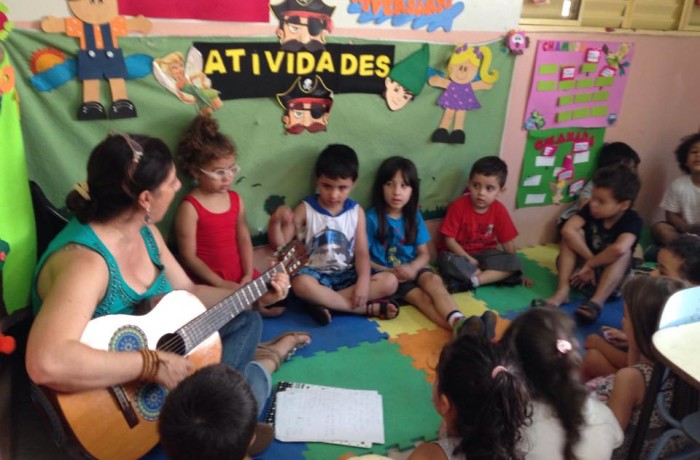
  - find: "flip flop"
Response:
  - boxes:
[575,300,603,324]
[256,331,311,371]
[530,298,560,309]
[366,298,400,320]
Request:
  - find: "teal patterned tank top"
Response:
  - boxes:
[32,219,172,318]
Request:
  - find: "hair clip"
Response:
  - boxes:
[556,339,572,355]
[73,181,90,201]
[455,43,469,54]
[111,131,143,164]
[491,365,508,379]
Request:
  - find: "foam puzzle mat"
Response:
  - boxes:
[143,245,630,460]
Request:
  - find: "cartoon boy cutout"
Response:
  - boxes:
[383,43,429,112]
[276,75,333,134]
[271,0,335,52]
[41,0,151,121]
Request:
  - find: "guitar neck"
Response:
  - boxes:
[166,263,284,354]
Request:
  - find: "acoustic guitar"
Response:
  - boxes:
[33,240,306,460]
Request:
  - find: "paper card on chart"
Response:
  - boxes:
[525,194,546,204]
[523,175,542,187]
[535,156,556,167]
[574,150,590,163]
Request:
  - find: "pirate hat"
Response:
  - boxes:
[277,75,333,110]
[271,0,335,31]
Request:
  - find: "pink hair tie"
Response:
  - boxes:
[491,365,508,379]
[556,339,572,355]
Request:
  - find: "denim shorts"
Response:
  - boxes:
[294,266,358,290]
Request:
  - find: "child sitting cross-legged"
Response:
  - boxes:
[438,156,526,293]
[532,163,642,323]
[581,233,700,380]
[268,144,398,325]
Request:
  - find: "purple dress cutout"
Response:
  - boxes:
[437,82,481,111]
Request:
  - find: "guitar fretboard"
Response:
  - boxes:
[168,263,285,354]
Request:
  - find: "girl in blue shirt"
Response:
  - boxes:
[366,156,464,330]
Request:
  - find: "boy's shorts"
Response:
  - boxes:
[294,266,357,291]
[474,250,522,272]
[395,267,435,300]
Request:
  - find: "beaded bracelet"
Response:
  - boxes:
[139,348,161,382]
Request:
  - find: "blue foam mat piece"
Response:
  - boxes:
[260,297,388,356]
[502,297,624,350]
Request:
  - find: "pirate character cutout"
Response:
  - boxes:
[276,75,333,134]
[383,43,429,112]
[41,0,151,121]
[271,0,335,52]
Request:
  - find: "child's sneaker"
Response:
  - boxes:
[453,315,483,338]
[481,311,497,342]
[446,277,473,293]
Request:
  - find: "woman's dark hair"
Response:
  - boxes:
[66,134,173,223]
[501,308,585,460]
[621,275,689,361]
[437,335,530,460]
[177,115,236,177]
[674,132,700,174]
[371,156,420,245]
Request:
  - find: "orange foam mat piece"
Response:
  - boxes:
[391,313,511,384]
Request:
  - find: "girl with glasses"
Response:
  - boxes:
[175,115,285,317]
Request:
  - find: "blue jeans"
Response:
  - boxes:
[219,310,271,415]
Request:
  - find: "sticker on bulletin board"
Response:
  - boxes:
[523,40,633,130]
[517,127,605,208]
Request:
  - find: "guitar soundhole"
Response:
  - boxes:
[109,325,148,352]
[156,333,186,356]
[134,383,167,421]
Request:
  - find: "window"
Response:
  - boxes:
[520,0,700,32]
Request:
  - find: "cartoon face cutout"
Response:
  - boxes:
[276,15,329,52]
[283,101,331,134]
[384,78,414,111]
[67,0,119,24]
[448,61,479,84]
[271,0,335,52]
[277,75,333,134]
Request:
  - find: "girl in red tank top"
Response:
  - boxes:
[174,115,284,316]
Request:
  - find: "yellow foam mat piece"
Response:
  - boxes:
[519,243,559,274]
[375,291,489,337]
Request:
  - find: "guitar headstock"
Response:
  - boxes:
[274,239,308,276]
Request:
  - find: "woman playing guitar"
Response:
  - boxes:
[26,133,309,459]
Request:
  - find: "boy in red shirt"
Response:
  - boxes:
[438,156,523,292]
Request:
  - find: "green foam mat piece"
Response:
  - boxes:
[271,340,440,457]
[471,254,583,314]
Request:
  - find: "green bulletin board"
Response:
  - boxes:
[516,127,604,209]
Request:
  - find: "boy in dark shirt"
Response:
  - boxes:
[532,164,642,322]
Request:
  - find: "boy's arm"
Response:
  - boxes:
[236,198,254,284]
[501,240,516,254]
[444,237,479,266]
[582,232,637,269]
[174,201,237,289]
[665,210,689,233]
[41,17,66,33]
[561,214,594,260]
[352,208,371,308]
[267,205,302,248]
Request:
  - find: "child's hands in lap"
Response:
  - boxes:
[570,265,595,288]
[392,264,417,282]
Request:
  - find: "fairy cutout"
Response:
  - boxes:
[601,43,631,77]
[428,43,499,144]
[550,153,575,204]
[153,48,223,117]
